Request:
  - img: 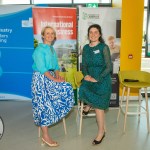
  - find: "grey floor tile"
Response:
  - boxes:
[0,99,150,150]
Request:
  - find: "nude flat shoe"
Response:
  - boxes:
[41,138,59,147]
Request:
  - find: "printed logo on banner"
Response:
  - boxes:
[82,12,100,20]
[111,93,117,100]
[22,18,33,27]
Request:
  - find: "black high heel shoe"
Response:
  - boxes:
[82,106,92,115]
[92,133,105,145]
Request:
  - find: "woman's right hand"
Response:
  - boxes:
[44,71,64,82]
[54,78,65,82]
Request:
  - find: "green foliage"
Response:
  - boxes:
[34,38,39,48]
[61,52,77,66]
[60,52,78,89]
[69,53,78,65]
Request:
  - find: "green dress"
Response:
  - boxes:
[79,43,112,110]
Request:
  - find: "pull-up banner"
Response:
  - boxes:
[78,7,121,107]
[32,8,77,89]
[0,5,34,100]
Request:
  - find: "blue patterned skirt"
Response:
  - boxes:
[31,71,74,126]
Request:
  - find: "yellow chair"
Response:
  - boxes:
[38,72,67,137]
[74,71,83,88]
[117,70,150,133]
[59,71,66,81]
[74,71,95,135]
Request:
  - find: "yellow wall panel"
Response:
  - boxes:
[113,0,144,96]
[120,0,144,71]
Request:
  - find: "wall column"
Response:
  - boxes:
[120,0,144,71]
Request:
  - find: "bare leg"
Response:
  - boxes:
[82,104,92,115]
[84,105,91,112]
[41,126,57,144]
[94,109,105,141]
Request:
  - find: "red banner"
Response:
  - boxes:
[33,7,76,40]
[32,7,77,90]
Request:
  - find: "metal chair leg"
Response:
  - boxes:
[38,126,41,137]
[138,89,142,123]
[76,101,81,123]
[79,102,83,135]
[123,87,130,133]
[63,118,67,135]
[144,88,150,132]
[117,86,126,122]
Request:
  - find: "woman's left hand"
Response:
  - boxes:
[84,75,97,82]
[90,77,97,82]
[54,78,65,82]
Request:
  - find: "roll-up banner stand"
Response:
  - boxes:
[32,7,77,104]
[0,5,34,100]
[78,7,121,107]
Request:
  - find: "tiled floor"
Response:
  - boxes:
[0,100,150,150]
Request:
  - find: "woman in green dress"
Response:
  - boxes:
[79,24,112,145]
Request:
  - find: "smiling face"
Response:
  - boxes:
[88,27,101,43]
[42,27,56,45]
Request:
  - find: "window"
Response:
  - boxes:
[33,0,72,4]
[142,0,149,57]
[142,9,147,48]
[144,0,148,7]
[0,0,111,4]
[73,0,111,3]
[1,0,30,4]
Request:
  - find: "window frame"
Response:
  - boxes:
[0,0,112,5]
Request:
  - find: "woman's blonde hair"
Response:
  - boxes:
[41,26,56,44]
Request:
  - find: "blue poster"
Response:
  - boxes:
[0,5,34,100]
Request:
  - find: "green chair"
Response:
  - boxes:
[117,70,150,133]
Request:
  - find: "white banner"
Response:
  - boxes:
[78,7,121,107]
